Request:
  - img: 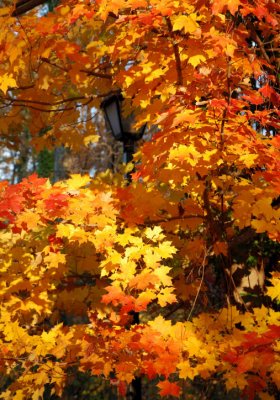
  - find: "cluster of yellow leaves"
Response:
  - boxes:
[0,174,181,398]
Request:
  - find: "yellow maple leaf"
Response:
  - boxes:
[267,273,280,300]
[154,265,173,286]
[145,226,164,242]
[13,390,24,400]
[172,109,197,126]
[177,360,197,380]
[84,134,99,146]
[224,370,248,391]
[66,174,91,190]
[16,210,41,230]
[44,251,66,269]
[149,315,173,335]
[239,153,258,168]
[252,198,279,221]
[173,14,200,34]
[225,43,236,57]
[145,68,164,83]
[158,287,177,306]
[183,335,203,357]
[32,388,45,400]
[188,54,206,67]
[56,223,77,239]
[0,73,17,94]
[157,241,177,259]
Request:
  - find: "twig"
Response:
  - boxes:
[140,214,205,226]
[187,248,209,321]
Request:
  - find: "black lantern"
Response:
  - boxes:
[101,93,146,166]
[101,93,143,399]
[101,94,146,143]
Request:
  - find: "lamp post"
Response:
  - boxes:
[101,94,145,400]
[101,94,145,178]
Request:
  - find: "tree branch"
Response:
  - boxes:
[165,16,183,86]
[9,97,93,112]
[4,96,92,107]
[12,0,47,16]
[138,214,205,227]
[246,21,272,65]
[41,57,112,80]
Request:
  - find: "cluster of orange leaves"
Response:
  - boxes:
[0,0,279,398]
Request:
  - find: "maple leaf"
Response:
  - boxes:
[154,265,173,286]
[157,288,177,307]
[267,273,280,300]
[135,290,157,311]
[177,360,197,380]
[213,241,228,256]
[236,352,256,374]
[0,73,17,94]
[243,92,264,105]
[239,153,258,168]
[259,84,276,98]
[129,272,160,290]
[83,134,99,146]
[101,285,124,305]
[157,241,177,259]
[211,0,241,15]
[224,370,248,391]
[64,174,91,189]
[16,210,41,230]
[172,14,200,34]
[157,380,180,397]
[35,329,58,357]
[145,226,164,242]
[44,192,68,214]
[188,54,206,67]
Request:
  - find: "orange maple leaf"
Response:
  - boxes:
[157,380,181,397]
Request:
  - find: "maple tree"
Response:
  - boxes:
[0,0,279,399]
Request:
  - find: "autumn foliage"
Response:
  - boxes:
[0,0,279,398]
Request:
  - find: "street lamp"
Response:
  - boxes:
[101,93,144,400]
[101,94,146,165]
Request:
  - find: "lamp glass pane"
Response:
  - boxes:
[120,104,145,138]
[105,101,123,140]
[121,112,134,134]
